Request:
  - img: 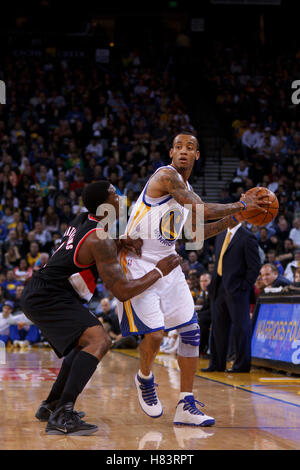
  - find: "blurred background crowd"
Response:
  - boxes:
[1,0,300,356]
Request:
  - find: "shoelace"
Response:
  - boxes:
[63,410,82,426]
[178,397,205,415]
[139,380,159,406]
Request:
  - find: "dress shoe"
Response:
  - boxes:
[225,368,250,373]
[201,367,224,372]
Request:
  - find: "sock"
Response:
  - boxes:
[179,392,193,401]
[57,350,99,409]
[45,347,80,404]
[138,369,153,380]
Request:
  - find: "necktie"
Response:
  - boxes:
[217,231,232,276]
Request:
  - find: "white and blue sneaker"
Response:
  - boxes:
[173,395,215,427]
[134,373,163,418]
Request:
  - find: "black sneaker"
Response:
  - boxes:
[35,400,85,422]
[45,403,98,436]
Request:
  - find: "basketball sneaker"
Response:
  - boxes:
[35,400,85,422]
[173,395,215,427]
[46,403,98,436]
[134,373,163,418]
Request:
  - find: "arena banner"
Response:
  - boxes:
[251,299,300,372]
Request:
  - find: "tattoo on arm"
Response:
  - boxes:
[158,170,202,206]
[158,169,243,221]
[203,202,243,220]
[90,239,161,302]
[203,216,234,240]
[91,239,126,292]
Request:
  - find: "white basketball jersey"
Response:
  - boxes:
[124,165,191,264]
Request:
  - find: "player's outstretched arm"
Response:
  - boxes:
[157,169,269,220]
[203,215,239,240]
[90,238,180,302]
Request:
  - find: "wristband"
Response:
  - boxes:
[154,267,164,278]
[239,201,247,211]
[232,216,238,223]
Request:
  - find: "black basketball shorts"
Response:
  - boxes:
[21,275,101,358]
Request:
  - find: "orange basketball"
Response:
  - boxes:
[237,187,279,226]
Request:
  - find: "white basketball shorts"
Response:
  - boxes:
[116,259,196,337]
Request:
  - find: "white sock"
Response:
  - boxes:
[179,392,193,400]
[138,369,153,380]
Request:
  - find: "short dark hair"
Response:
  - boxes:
[82,181,111,214]
[171,130,199,150]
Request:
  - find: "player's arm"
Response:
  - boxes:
[114,236,143,257]
[156,169,268,220]
[203,215,239,240]
[89,238,180,302]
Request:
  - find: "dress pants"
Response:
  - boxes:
[209,278,251,371]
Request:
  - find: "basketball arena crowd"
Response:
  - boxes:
[1,38,300,357]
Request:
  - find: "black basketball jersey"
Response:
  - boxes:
[35,212,103,302]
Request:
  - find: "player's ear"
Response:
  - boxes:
[169,147,173,159]
[195,150,200,161]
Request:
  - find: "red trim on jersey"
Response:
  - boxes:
[73,228,104,268]
[79,269,96,294]
[88,214,100,222]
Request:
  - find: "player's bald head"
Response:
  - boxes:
[171,131,199,150]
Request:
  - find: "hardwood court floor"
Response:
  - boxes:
[0,347,300,450]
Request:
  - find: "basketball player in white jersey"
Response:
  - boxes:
[116,131,268,426]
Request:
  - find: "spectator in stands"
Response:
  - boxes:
[257,227,273,254]
[95,297,115,319]
[42,206,60,234]
[260,263,291,290]
[103,157,124,180]
[284,249,300,282]
[10,284,24,312]
[26,241,40,267]
[275,216,290,243]
[4,244,21,269]
[14,258,33,282]
[289,217,300,249]
[235,159,249,181]
[0,300,15,346]
[1,270,23,297]
[95,297,138,348]
[187,251,205,276]
[282,268,300,293]
[187,270,200,302]
[241,124,260,159]
[33,252,49,271]
[266,250,284,275]
[277,238,295,270]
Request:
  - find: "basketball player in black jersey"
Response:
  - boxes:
[21,181,180,435]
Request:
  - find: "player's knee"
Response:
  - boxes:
[177,323,200,357]
[146,330,164,348]
[79,325,111,353]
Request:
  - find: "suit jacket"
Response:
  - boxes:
[209,226,261,299]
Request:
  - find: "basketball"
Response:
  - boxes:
[237,187,279,226]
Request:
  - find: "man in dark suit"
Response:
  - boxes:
[202,222,261,373]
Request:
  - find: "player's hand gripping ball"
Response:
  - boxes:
[236,187,279,226]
